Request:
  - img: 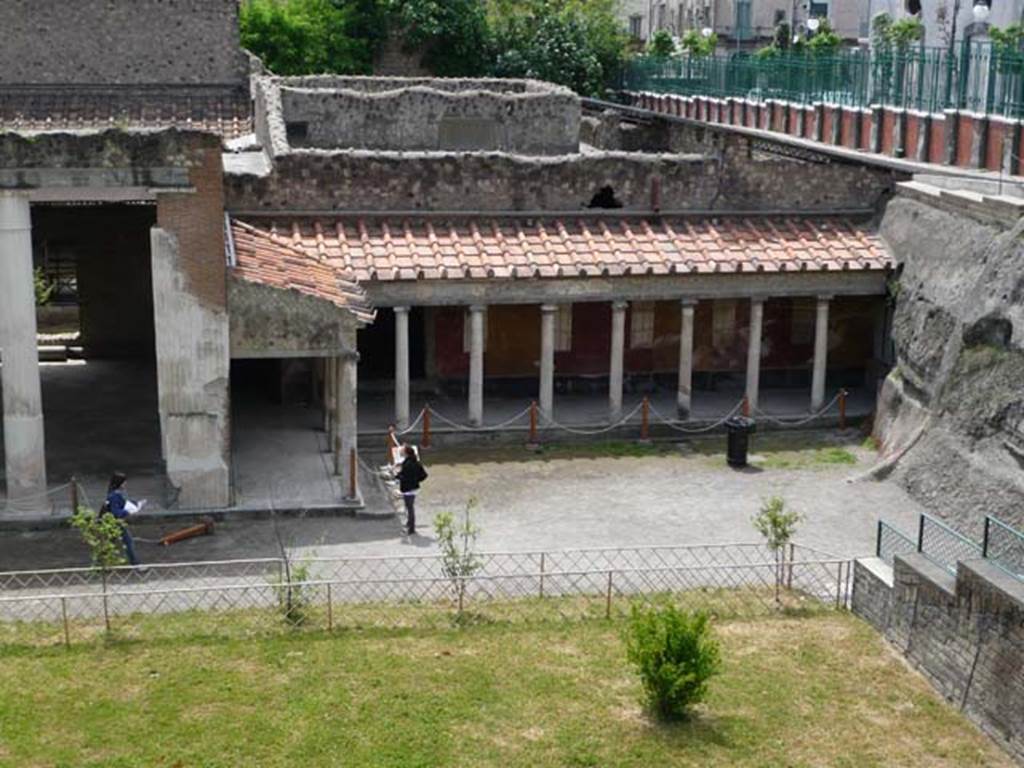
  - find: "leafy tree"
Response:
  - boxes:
[680,29,717,57]
[70,506,127,573]
[624,604,721,720]
[752,496,802,604]
[434,498,482,621]
[647,29,676,59]
[240,0,377,75]
[490,0,626,95]
[806,18,841,55]
[887,17,924,49]
[386,0,492,76]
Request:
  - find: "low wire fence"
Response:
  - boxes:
[875,520,916,567]
[623,42,1024,118]
[0,543,851,647]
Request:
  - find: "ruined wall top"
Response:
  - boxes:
[0,0,249,87]
[254,76,580,155]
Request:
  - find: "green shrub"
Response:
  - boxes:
[34,267,54,306]
[273,560,314,627]
[624,604,721,720]
[647,29,675,59]
[69,506,127,573]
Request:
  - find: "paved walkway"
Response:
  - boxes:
[0,431,922,572]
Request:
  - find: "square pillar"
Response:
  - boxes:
[0,192,48,515]
[467,305,485,427]
[745,298,764,412]
[323,355,335,436]
[609,301,628,422]
[677,299,697,419]
[539,304,557,421]
[394,306,411,429]
[811,296,831,412]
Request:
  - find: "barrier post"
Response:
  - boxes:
[741,396,751,418]
[61,597,70,648]
[838,389,848,429]
[528,401,538,446]
[539,552,545,598]
[640,397,650,441]
[349,449,357,499]
[70,477,79,514]
[605,571,614,619]
[326,583,333,632]
[422,406,432,449]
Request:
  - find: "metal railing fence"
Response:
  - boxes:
[983,516,1024,580]
[0,544,851,647]
[876,520,916,567]
[622,41,1024,118]
[874,513,1024,579]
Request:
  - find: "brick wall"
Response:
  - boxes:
[626,92,1024,176]
[0,0,248,86]
[852,555,1024,762]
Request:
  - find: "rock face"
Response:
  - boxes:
[876,184,1024,537]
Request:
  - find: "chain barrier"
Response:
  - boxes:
[0,481,76,515]
[396,408,426,436]
[753,391,842,428]
[646,399,745,434]
[538,401,645,436]
[425,404,533,433]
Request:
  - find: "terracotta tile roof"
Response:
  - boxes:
[0,88,253,139]
[234,215,890,282]
[230,220,374,324]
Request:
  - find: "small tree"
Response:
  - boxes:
[434,498,482,621]
[752,496,802,603]
[680,29,717,57]
[624,604,721,720]
[647,29,675,59]
[70,506,127,573]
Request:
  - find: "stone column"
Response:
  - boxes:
[329,357,339,455]
[336,352,359,500]
[539,304,557,421]
[745,298,764,412]
[323,355,334,436]
[467,305,485,427]
[394,305,410,429]
[609,301,628,422]
[811,296,831,412]
[677,299,697,419]
[0,192,48,514]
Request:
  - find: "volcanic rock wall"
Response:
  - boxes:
[876,182,1024,536]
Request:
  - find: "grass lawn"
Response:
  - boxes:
[429,429,866,469]
[0,612,1010,768]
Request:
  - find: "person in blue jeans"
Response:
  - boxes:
[104,472,139,566]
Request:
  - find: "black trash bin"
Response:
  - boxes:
[725,416,756,467]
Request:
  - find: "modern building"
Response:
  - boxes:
[621,0,869,45]
[0,0,898,519]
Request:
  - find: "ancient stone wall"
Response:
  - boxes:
[225,145,895,214]
[876,183,1024,536]
[257,76,578,154]
[852,555,1024,763]
[0,0,248,86]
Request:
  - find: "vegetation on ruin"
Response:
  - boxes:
[0,612,1012,767]
[239,0,627,94]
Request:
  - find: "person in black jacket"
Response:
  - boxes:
[396,445,427,535]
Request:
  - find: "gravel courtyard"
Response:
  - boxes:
[0,430,923,571]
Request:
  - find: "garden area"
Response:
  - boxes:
[0,610,1012,767]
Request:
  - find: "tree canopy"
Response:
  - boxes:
[239,0,627,95]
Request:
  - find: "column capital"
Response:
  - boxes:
[680,298,698,308]
[540,303,559,313]
[816,294,834,304]
[611,300,629,312]
[749,296,766,307]
[468,303,487,314]
[393,305,411,315]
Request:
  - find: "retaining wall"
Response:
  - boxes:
[852,555,1024,763]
